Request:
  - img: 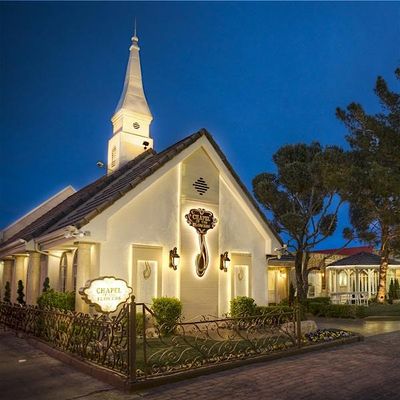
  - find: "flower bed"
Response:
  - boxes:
[304,329,353,343]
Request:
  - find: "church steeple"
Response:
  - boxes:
[108,31,153,172]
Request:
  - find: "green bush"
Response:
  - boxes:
[152,297,182,334]
[308,303,366,319]
[230,296,257,317]
[3,281,11,303]
[42,277,50,293]
[37,289,75,311]
[256,305,294,315]
[17,280,25,305]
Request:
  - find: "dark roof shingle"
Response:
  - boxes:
[1,129,282,248]
[328,252,400,267]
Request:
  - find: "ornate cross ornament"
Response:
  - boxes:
[185,208,217,277]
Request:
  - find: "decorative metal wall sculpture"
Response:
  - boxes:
[143,261,152,280]
[185,208,217,277]
[237,267,244,281]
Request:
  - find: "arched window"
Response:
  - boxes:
[72,250,78,292]
[59,253,68,292]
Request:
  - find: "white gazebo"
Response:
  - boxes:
[326,252,400,305]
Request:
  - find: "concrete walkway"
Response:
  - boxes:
[1,327,400,400]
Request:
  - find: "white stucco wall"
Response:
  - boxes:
[87,166,180,298]
[219,180,272,312]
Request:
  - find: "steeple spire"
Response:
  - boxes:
[114,29,152,119]
[108,29,154,172]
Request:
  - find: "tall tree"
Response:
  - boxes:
[336,67,400,303]
[253,142,350,301]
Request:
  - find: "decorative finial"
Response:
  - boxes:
[132,18,138,42]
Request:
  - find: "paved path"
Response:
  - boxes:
[1,328,400,400]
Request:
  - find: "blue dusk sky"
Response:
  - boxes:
[0,2,399,248]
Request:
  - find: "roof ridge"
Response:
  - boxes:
[0,149,156,246]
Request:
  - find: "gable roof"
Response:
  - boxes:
[312,246,374,256]
[0,129,282,250]
[328,252,400,267]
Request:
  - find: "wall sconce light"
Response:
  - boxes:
[220,251,230,272]
[169,247,180,270]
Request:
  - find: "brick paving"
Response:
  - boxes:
[1,329,400,400]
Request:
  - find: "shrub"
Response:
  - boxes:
[395,279,400,300]
[308,303,366,319]
[257,305,294,315]
[17,280,25,305]
[152,297,182,334]
[230,296,257,317]
[3,281,11,303]
[42,277,50,293]
[37,289,75,311]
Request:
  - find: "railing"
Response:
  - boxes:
[330,292,369,305]
[0,300,301,384]
[0,301,130,375]
[133,302,301,381]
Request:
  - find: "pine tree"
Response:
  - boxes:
[337,67,400,303]
[394,278,400,300]
[3,281,11,303]
[17,280,25,305]
[253,142,351,301]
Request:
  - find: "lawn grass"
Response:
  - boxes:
[134,333,295,374]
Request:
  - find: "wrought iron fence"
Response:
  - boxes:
[0,300,301,384]
[133,303,301,380]
[0,301,130,375]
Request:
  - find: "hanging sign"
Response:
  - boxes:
[185,208,217,277]
[79,276,133,313]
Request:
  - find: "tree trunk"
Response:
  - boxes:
[295,250,308,302]
[376,243,389,304]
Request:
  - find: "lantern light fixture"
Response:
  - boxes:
[220,251,230,272]
[169,247,180,270]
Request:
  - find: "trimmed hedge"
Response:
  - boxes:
[308,303,366,319]
[152,297,182,334]
[230,297,300,320]
[37,289,75,311]
[230,296,257,317]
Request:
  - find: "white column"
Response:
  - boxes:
[367,269,372,299]
[26,252,41,305]
[12,255,27,303]
[355,270,360,292]
[346,269,351,292]
[75,242,92,313]
[65,251,75,292]
[335,270,339,292]
[2,259,13,294]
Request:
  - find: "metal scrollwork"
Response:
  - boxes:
[143,261,152,280]
[0,301,130,375]
[185,208,217,277]
[237,267,244,281]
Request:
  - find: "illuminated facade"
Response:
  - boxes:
[0,33,282,318]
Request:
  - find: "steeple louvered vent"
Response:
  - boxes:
[193,177,210,196]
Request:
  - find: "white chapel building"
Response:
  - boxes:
[0,33,282,318]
